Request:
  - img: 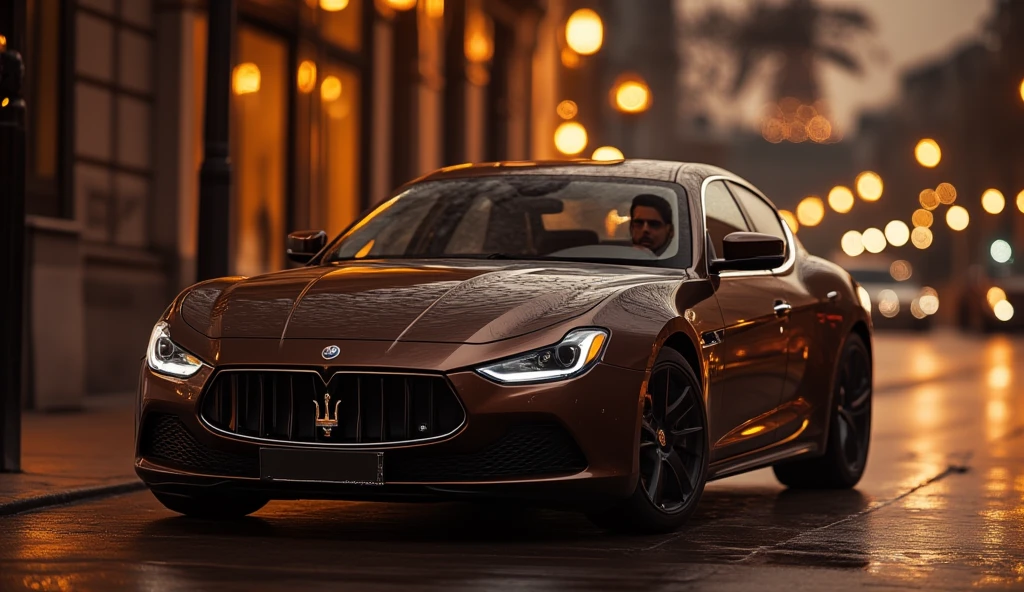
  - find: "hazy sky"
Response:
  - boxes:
[678,0,994,132]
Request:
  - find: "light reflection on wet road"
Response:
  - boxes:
[3,330,1024,590]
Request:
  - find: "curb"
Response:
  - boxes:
[0,480,146,517]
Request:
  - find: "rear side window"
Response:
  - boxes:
[704,180,749,258]
[728,182,786,243]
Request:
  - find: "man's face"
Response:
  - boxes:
[631,205,672,253]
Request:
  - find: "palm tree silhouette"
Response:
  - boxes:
[692,0,873,103]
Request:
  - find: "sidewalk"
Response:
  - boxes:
[0,394,143,516]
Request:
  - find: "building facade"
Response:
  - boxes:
[17,0,577,407]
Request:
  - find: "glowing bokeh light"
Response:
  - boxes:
[982,189,1005,214]
[320,0,350,10]
[841,230,864,257]
[320,75,342,101]
[565,9,604,55]
[556,100,578,120]
[890,260,912,281]
[612,78,651,114]
[912,209,933,228]
[994,300,1015,322]
[778,210,798,233]
[232,62,261,95]
[796,197,825,227]
[987,287,1007,308]
[553,121,588,155]
[862,227,886,253]
[1018,190,1024,214]
[936,182,957,204]
[591,146,624,161]
[878,289,900,318]
[919,292,939,315]
[915,138,941,168]
[855,172,883,201]
[919,189,940,210]
[561,48,580,68]
[911,226,933,249]
[884,220,910,247]
[991,240,1012,263]
[910,298,926,319]
[297,60,317,93]
[383,0,417,10]
[828,186,854,213]
[946,205,969,231]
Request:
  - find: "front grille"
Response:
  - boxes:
[387,423,588,482]
[199,371,465,445]
[140,414,258,477]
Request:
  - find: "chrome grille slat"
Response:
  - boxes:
[200,370,465,446]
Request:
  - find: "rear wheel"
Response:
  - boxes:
[588,348,709,533]
[152,491,268,519]
[773,333,871,489]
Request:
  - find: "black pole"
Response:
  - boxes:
[196,0,235,281]
[0,20,27,472]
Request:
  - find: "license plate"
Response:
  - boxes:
[260,449,384,485]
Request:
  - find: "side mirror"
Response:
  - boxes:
[709,232,786,273]
[286,230,327,264]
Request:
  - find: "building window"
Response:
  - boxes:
[232,26,288,276]
[72,0,154,245]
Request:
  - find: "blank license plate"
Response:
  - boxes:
[260,449,383,485]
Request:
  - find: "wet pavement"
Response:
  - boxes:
[3,330,1024,591]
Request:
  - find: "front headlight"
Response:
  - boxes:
[476,328,608,384]
[147,321,203,378]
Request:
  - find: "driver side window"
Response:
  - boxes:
[704,181,749,258]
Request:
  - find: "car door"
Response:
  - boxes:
[727,181,818,444]
[704,180,789,461]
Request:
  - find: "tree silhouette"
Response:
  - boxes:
[691,0,873,103]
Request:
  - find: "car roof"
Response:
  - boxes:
[409,159,739,186]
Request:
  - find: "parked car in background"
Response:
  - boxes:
[846,260,936,331]
[959,260,1023,332]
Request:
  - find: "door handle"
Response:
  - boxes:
[773,301,792,317]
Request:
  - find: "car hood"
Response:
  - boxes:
[180,260,668,343]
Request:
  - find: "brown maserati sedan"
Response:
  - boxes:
[136,160,873,533]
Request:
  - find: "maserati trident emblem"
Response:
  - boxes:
[313,392,341,436]
[321,345,340,360]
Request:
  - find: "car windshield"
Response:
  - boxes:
[322,176,691,267]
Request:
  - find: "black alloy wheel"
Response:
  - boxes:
[588,348,709,533]
[639,361,706,513]
[774,332,872,489]
[835,337,871,475]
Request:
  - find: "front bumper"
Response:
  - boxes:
[135,354,645,503]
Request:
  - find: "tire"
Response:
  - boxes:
[152,491,269,519]
[773,333,871,489]
[588,348,709,534]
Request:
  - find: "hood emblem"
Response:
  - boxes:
[322,345,340,360]
[314,392,341,437]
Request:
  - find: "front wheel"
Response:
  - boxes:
[773,332,872,489]
[588,348,709,533]
[152,491,269,519]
